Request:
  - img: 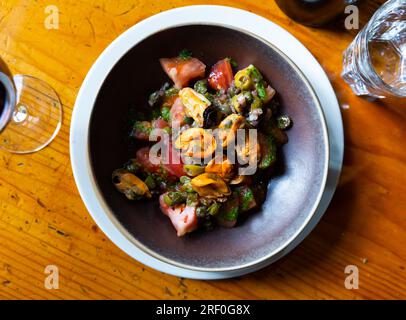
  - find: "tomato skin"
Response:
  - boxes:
[169,98,187,128]
[152,119,169,130]
[136,144,184,178]
[162,144,185,178]
[136,147,161,173]
[208,59,234,91]
[159,194,198,237]
[160,57,206,89]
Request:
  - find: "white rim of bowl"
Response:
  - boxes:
[70,5,343,279]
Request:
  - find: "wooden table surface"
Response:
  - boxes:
[0,0,405,300]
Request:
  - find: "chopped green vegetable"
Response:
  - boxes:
[186,192,199,207]
[179,49,193,60]
[226,57,238,68]
[258,134,277,170]
[180,176,190,184]
[238,186,256,212]
[247,64,263,82]
[163,191,186,206]
[151,173,164,184]
[207,202,221,216]
[161,106,171,122]
[180,176,194,193]
[194,79,208,95]
[133,120,152,135]
[225,207,239,221]
[144,175,156,189]
[256,81,267,101]
[165,87,179,98]
[218,193,239,222]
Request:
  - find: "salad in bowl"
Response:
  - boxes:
[112,50,292,237]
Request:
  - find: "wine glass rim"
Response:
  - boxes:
[0,72,16,133]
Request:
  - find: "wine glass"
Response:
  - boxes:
[0,58,62,153]
[275,0,359,27]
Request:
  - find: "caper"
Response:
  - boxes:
[277,115,292,130]
[180,176,194,193]
[196,206,208,218]
[186,192,199,207]
[207,202,221,216]
[163,191,186,206]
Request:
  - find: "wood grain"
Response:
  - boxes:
[0,0,405,300]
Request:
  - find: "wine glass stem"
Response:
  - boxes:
[13,104,28,123]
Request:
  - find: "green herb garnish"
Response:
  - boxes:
[226,57,238,68]
[179,49,193,60]
[161,106,171,122]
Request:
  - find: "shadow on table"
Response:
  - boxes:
[233,174,363,294]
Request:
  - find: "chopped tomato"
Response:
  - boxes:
[263,85,276,104]
[208,59,234,91]
[152,119,169,130]
[136,147,161,173]
[150,119,171,141]
[159,194,198,237]
[169,98,187,128]
[162,143,185,178]
[160,57,206,89]
[137,144,184,178]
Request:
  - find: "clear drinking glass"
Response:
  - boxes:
[342,0,406,98]
[0,58,62,153]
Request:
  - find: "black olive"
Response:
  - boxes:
[203,106,218,128]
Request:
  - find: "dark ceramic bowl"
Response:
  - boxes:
[88,25,328,271]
